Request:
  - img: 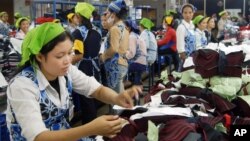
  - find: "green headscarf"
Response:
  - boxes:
[0,11,7,17]
[15,17,30,29]
[166,10,176,16]
[14,12,22,19]
[75,2,95,20]
[193,15,205,25]
[140,18,154,30]
[219,10,227,17]
[19,22,65,67]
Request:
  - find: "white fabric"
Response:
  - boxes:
[176,20,195,53]
[15,30,26,40]
[126,32,147,65]
[218,44,242,55]
[7,65,101,141]
[183,57,194,68]
[10,37,23,54]
[130,107,193,120]
[204,43,219,51]
[0,72,8,88]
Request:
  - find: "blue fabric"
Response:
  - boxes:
[113,64,127,93]
[108,0,126,13]
[200,32,207,47]
[159,41,174,50]
[104,53,120,88]
[0,23,9,36]
[128,63,146,85]
[0,113,10,141]
[9,67,93,141]
[182,23,196,56]
[77,25,89,41]
[104,24,126,90]
[218,50,227,76]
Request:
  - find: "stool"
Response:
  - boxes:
[157,54,172,77]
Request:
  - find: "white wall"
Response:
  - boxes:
[14,0,31,18]
[133,0,171,26]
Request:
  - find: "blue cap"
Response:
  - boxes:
[126,20,138,31]
[108,0,127,13]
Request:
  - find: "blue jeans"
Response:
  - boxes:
[113,64,128,93]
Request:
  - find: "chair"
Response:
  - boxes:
[143,63,155,92]
[157,54,173,77]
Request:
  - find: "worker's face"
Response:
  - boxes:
[20,20,30,33]
[1,13,8,22]
[105,10,115,28]
[198,19,207,31]
[101,12,108,29]
[182,7,194,23]
[222,12,229,20]
[37,39,73,80]
[72,15,79,26]
[207,18,215,29]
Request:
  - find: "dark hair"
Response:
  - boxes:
[124,20,139,34]
[109,7,128,20]
[195,17,206,28]
[68,15,75,23]
[18,18,29,31]
[79,15,92,30]
[181,4,194,13]
[15,31,73,74]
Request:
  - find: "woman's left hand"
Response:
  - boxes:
[115,85,143,108]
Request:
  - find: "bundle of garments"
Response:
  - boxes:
[223,24,239,40]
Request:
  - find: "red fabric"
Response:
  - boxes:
[35,17,55,24]
[193,49,219,78]
[157,27,177,52]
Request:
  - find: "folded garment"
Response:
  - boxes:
[193,49,219,78]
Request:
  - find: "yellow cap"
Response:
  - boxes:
[67,13,74,20]
[165,16,173,25]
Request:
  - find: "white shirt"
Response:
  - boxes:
[7,65,101,141]
[139,29,157,50]
[176,20,195,53]
[195,28,207,50]
[126,32,147,65]
[15,30,26,40]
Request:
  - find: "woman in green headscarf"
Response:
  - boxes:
[15,17,30,39]
[72,2,103,127]
[139,18,157,65]
[6,23,141,141]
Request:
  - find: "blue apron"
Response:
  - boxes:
[104,24,126,88]
[9,67,93,141]
[182,23,196,56]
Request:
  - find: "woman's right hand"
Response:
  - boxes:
[89,115,123,138]
[179,52,187,61]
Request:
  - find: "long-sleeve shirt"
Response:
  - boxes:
[7,65,101,141]
[157,27,177,52]
[217,19,232,38]
[126,32,147,65]
[176,20,195,53]
[102,20,129,66]
[15,30,26,40]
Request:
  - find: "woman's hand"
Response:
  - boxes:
[179,52,187,61]
[116,86,142,108]
[88,115,123,138]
